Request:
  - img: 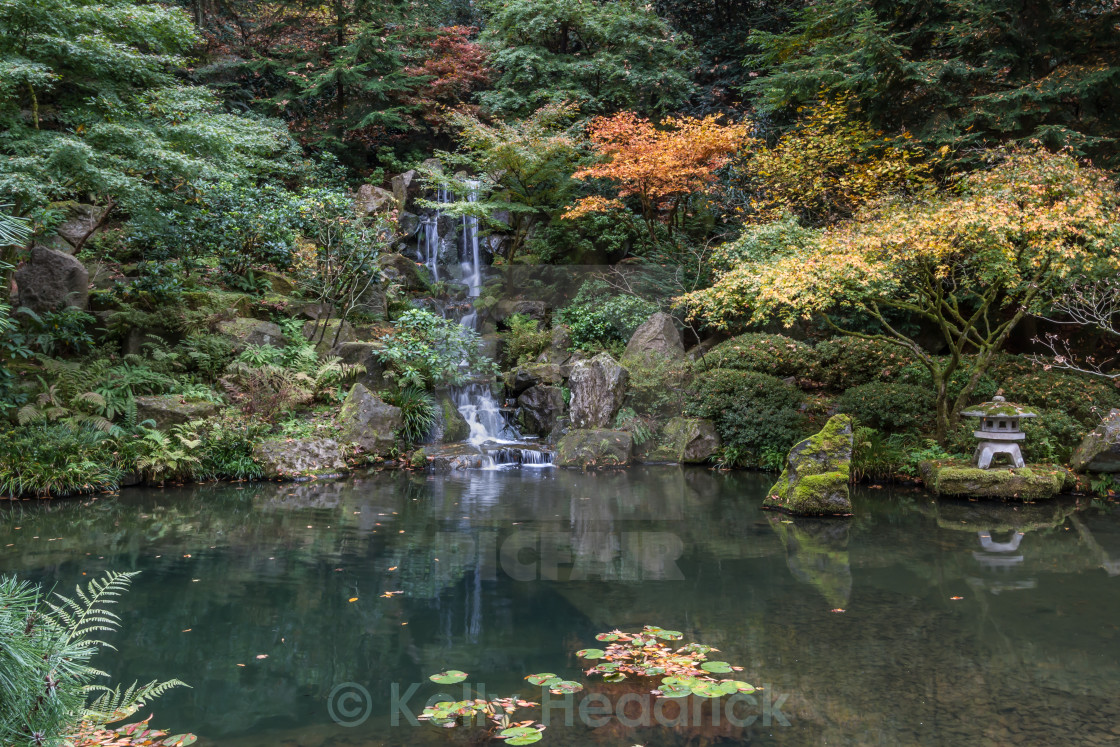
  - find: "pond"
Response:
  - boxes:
[3,467,1120,746]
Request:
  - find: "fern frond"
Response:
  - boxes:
[46,571,139,645]
[83,678,190,725]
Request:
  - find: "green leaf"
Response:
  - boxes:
[576,648,606,659]
[525,673,560,686]
[603,672,626,683]
[690,681,727,698]
[658,683,692,698]
[701,661,732,674]
[499,726,543,744]
[429,670,468,684]
[548,680,583,694]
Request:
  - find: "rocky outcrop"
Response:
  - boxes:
[646,417,720,463]
[356,184,396,215]
[517,385,564,438]
[622,312,684,365]
[378,253,429,292]
[391,170,419,210]
[215,318,287,352]
[335,342,386,390]
[556,429,633,468]
[919,462,1064,501]
[302,318,357,355]
[253,438,348,479]
[13,245,89,312]
[135,396,219,430]
[764,414,854,516]
[337,383,402,455]
[1071,409,1120,473]
[569,352,629,429]
[505,363,565,395]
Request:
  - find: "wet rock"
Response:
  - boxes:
[426,389,470,443]
[337,383,402,455]
[764,414,853,516]
[377,253,429,292]
[646,417,720,463]
[335,342,387,390]
[569,352,628,429]
[253,438,348,479]
[505,363,565,395]
[13,245,89,312]
[135,395,219,430]
[391,169,419,209]
[920,462,1063,501]
[556,429,632,468]
[622,311,684,365]
[536,325,573,365]
[517,385,564,438]
[1071,409,1120,473]
[215,317,286,352]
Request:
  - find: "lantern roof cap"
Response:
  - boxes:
[960,395,1038,419]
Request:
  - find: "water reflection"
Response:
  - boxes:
[2,469,1119,745]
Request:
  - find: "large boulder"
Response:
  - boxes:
[919,462,1064,501]
[378,253,429,292]
[391,170,419,210]
[335,342,387,390]
[337,383,403,455]
[646,417,720,464]
[763,414,854,516]
[252,438,348,479]
[569,352,629,429]
[1071,409,1120,473]
[517,385,564,438]
[505,363,565,395]
[556,429,633,468]
[135,396,219,430]
[425,390,470,443]
[13,245,89,312]
[356,184,396,215]
[215,318,287,352]
[622,312,684,365]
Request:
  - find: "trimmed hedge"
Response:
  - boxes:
[701,333,818,378]
[813,337,915,390]
[836,381,936,434]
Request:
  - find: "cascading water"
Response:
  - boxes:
[421,179,552,469]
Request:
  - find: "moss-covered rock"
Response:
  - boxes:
[1070,408,1120,473]
[252,438,348,479]
[302,318,357,356]
[434,390,470,443]
[556,429,632,468]
[646,417,720,464]
[135,396,219,430]
[337,383,403,455]
[919,461,1064,501]
[215,317,286,353]
[763,414,853,516]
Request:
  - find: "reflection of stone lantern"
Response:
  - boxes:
[961,395,1038,469]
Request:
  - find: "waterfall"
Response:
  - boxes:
[461,179,482,297]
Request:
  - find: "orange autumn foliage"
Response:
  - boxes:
[565,112,752,234]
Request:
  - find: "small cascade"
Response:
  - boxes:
[460,179,482,297]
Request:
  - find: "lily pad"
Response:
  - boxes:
[498,726,543,745]
[657,683,692,698]
[701,661,732,674]
[603,672,626,683]
[690,681,727,698]
[429,670,468,685]
[718,680,756,695]
[548,680,584,694]
[525,673,560,686]
[576,648,606,659]
[644,626,683,640]
[595,633,621,641]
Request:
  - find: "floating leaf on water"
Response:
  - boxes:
[576,648,606,659]
[643,666,666,676]
[525,673,560,686]
[603,672,626,683]
[595,632,620,641]
[162,736,197,746]
[429,670,468,684]
[548,680,583,694]
[690,681,727,698]
[498,726,543,744]
[662,675,699,688]
[701,661,733,674]
[596,661,621,671]
[658,683,692,698]
[718,680,757,694]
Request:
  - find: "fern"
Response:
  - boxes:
[84,679,191,725]
[46,570,138,647]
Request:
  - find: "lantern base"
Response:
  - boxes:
[973,441,1025,469]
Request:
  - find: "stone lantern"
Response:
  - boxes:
[960,395,1038,469]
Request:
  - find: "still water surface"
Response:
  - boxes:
[3,467,1120,746]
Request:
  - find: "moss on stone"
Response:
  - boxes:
[920,460,1064,500]
[763,414,854,516]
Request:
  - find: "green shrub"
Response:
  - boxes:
[813,337,915,390]
[501,313,550,366]
[851,426,908,481]
[382,386,437,443]
[988,355,1120,426]
[557,280,658,352]
[196,413,266,480]
[625,354,691,418]
[701,333,818,378]
[836,381,936,434]
[685,369,805,468]
[376,308,494,388]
